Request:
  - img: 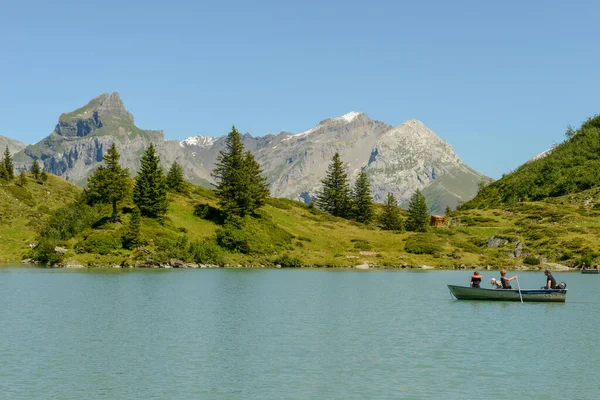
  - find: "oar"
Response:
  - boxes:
[516,276,523,303]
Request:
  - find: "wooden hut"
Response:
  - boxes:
[430,215,446,227]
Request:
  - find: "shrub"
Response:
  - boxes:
[45,201,100,240]
[215,215,293,254]
[30,228,64,265]
[523,255,540,265]
[274,254,303,268]
[351,239,372,251]
[189,240,224,264]
[78,231,122,255]
[405,241,442,255]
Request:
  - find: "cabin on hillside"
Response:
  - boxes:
[430,215,446,227]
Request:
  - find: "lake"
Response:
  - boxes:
[0,267,598,399]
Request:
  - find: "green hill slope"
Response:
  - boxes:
[15,175,597,270]
[465,115,600,209]
[0,175,81,261]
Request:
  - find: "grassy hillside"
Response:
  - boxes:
[466,115,600,208]
[16,174,599,270]
[0,175,81,262]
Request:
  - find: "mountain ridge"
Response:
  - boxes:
[9,93,490,213]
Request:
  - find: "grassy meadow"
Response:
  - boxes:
[3,172,599,270]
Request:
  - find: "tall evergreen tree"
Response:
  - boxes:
[122,208,142,249]
[406,189,429,232]
[166,162,186,193]
[380,192,403,230]
[351,170,374,223]
[30,160,41,180]
[211,126,270,216]
[86,143,131,222]
[315,152,351,218]
[3,146,14,180]
[133,143,168,218]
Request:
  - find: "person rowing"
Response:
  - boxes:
[500,269,517,289]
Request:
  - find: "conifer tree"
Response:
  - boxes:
[122,208,142,249]
[30,160,41,180]
[243,151,269,211]
[166,162,186,193]
[86,143,131,222]
[17,169,27,187]
[212,126,269,216]
[39,168,48,183]
[406,189,429,232]
[351,170,374,223]
[3,146,14,180]
[445,205,452,215]
[0,162,7,180]
[380,192,403,230]
[133,143,168,218]
[315,152,350,218]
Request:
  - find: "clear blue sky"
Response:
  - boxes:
[1,0,598,178]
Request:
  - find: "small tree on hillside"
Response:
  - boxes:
[86,143,131,222]
[133,143,168,218]
[166,162,186,193]
[17,170,27,187]
[380,192,403,231]
[30,160,41,180]
[406,189,429,232]
[351,170,374,223]
[39,168,48,183]
[122,208,142,249]
[0,162,7,180]
[315,152,351,218]
[212,126,270,216]
[3,146,14,180]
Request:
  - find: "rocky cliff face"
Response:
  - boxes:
[11,93,490,213]
[15,93,212,186]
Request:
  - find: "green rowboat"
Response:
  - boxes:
[447,285,567,302]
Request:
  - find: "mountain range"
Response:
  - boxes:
[6,93,491,213]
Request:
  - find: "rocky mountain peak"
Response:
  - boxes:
[53,92,135,138]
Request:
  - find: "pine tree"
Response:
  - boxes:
[3,146,14,180]
[133,143,168,218]
[39,168,48,183]
[445,205,452,215]
[315,152,351,218]
[166,162,186,193]
[380,192,403,230]
[243,151,269,212]
[211,126,270,216]
[0,162,7,180]
[86,143,131,222]
[122,208,142,249]
[351,170,374,223]
[406,189,429,232]
[30,160,41,180]
[17,170,27,187]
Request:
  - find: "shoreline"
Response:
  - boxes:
[11,259,580,271]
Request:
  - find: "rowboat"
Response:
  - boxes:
[447,285,567,302]
[581,269,600,274]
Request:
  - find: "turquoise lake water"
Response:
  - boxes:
[0,267,598,399]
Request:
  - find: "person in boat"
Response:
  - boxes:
[500,269,517,289]
[470,271,483,288]
[544,269,557,289]
[490,278,502,289]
